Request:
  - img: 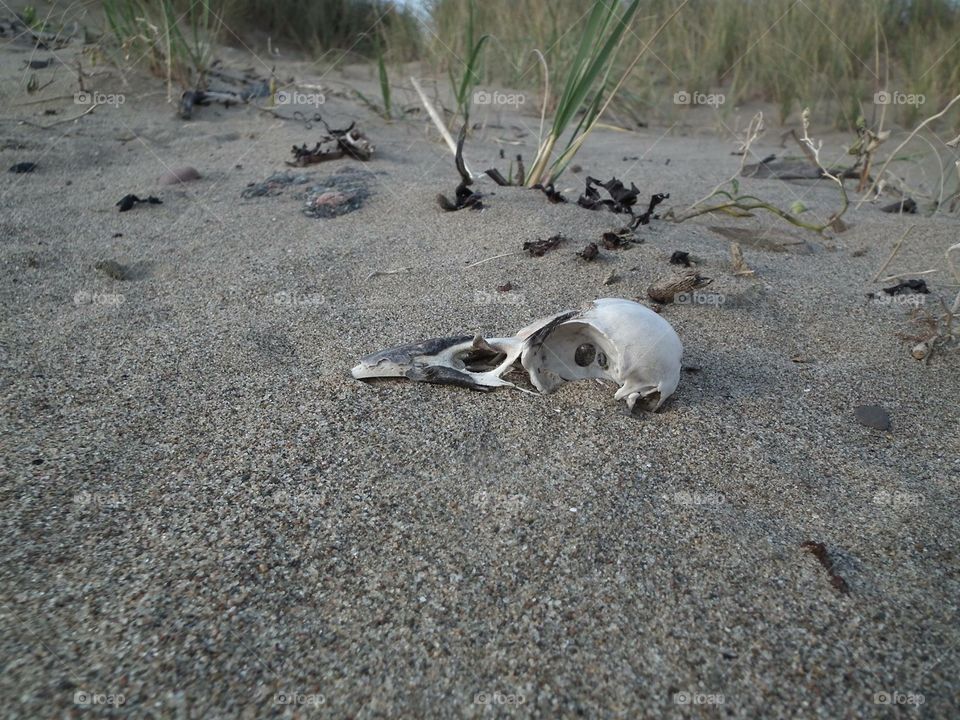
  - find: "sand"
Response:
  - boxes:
[1,37,959,719]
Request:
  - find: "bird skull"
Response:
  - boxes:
[351,298,682,411]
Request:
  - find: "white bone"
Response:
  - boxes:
[351,298,683,411]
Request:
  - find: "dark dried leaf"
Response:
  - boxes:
[880,197,917,214]
[116,194,162,212]
[578,242,599,261]
[533,183,567,203]
[524,234,564,257]
[801,540,850,594]
[670,251,691,267]
[883,279,929,295]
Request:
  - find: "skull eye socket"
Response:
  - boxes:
[597,351,608,369]
[574,343,596,366]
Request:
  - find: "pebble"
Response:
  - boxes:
[159,166,201,185]
[853,405,890,431]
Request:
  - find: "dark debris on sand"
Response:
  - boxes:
[439,127,483,211]
[579,176,669,229]
[524,234,565,257]
[303,167,373,219]
[116,194,162,212]
[289,121,374,166]
[670,251,692,267]
[880,197,917,214]
[883,279,929,295]
[801,540,850,594]
[578,242,600,261]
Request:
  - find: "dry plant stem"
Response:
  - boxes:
[14,94,77,106]
[530,49,548,148]
[672,110,849,233]
[948,242,960,314]
[872,225,915,282]
[411,76,467,172]
[857,92,960,208]
[366,267,412,280]
[19,102,99,129]
[880,269,938,282]
[463,251,523,269]
[687,112,764,210]
[797,108,848,228]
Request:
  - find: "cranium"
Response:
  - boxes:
[351,298,683,412]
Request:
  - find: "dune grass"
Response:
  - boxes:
[102,0,226,95]
[425,0,960,130]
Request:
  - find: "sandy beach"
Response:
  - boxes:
[2,28,959,719]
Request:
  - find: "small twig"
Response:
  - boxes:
[872,225,915,282]
[530,49,549,148]
[947,242,960,314]
[411,76,470,175]
[788,128,820,168]
[13,94,76,107]
[463,251,523,269]
[687,112,764,210]
[366,267,412,280]
[18,102,99,129]
[880,269,938,282]
[857,92,960,208]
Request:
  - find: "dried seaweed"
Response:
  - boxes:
[883,279,929,295]
[524,234,564,257]
[578,176,639,213]
[801,540,850,594]
[288,120,374,166]
[601,229,635,250]
[669,251,691,267]
[439,127,483,211]
[579,177,669,228]
[116,194,162,212]
[631,192,670,227]
[881,197,917,214]
[578,242,599,261]
[533,183,567,203]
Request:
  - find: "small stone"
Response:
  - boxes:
[95,260,128,280]
[159,166,201,185]
[578,242,599,261]
[853,405,890,431]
